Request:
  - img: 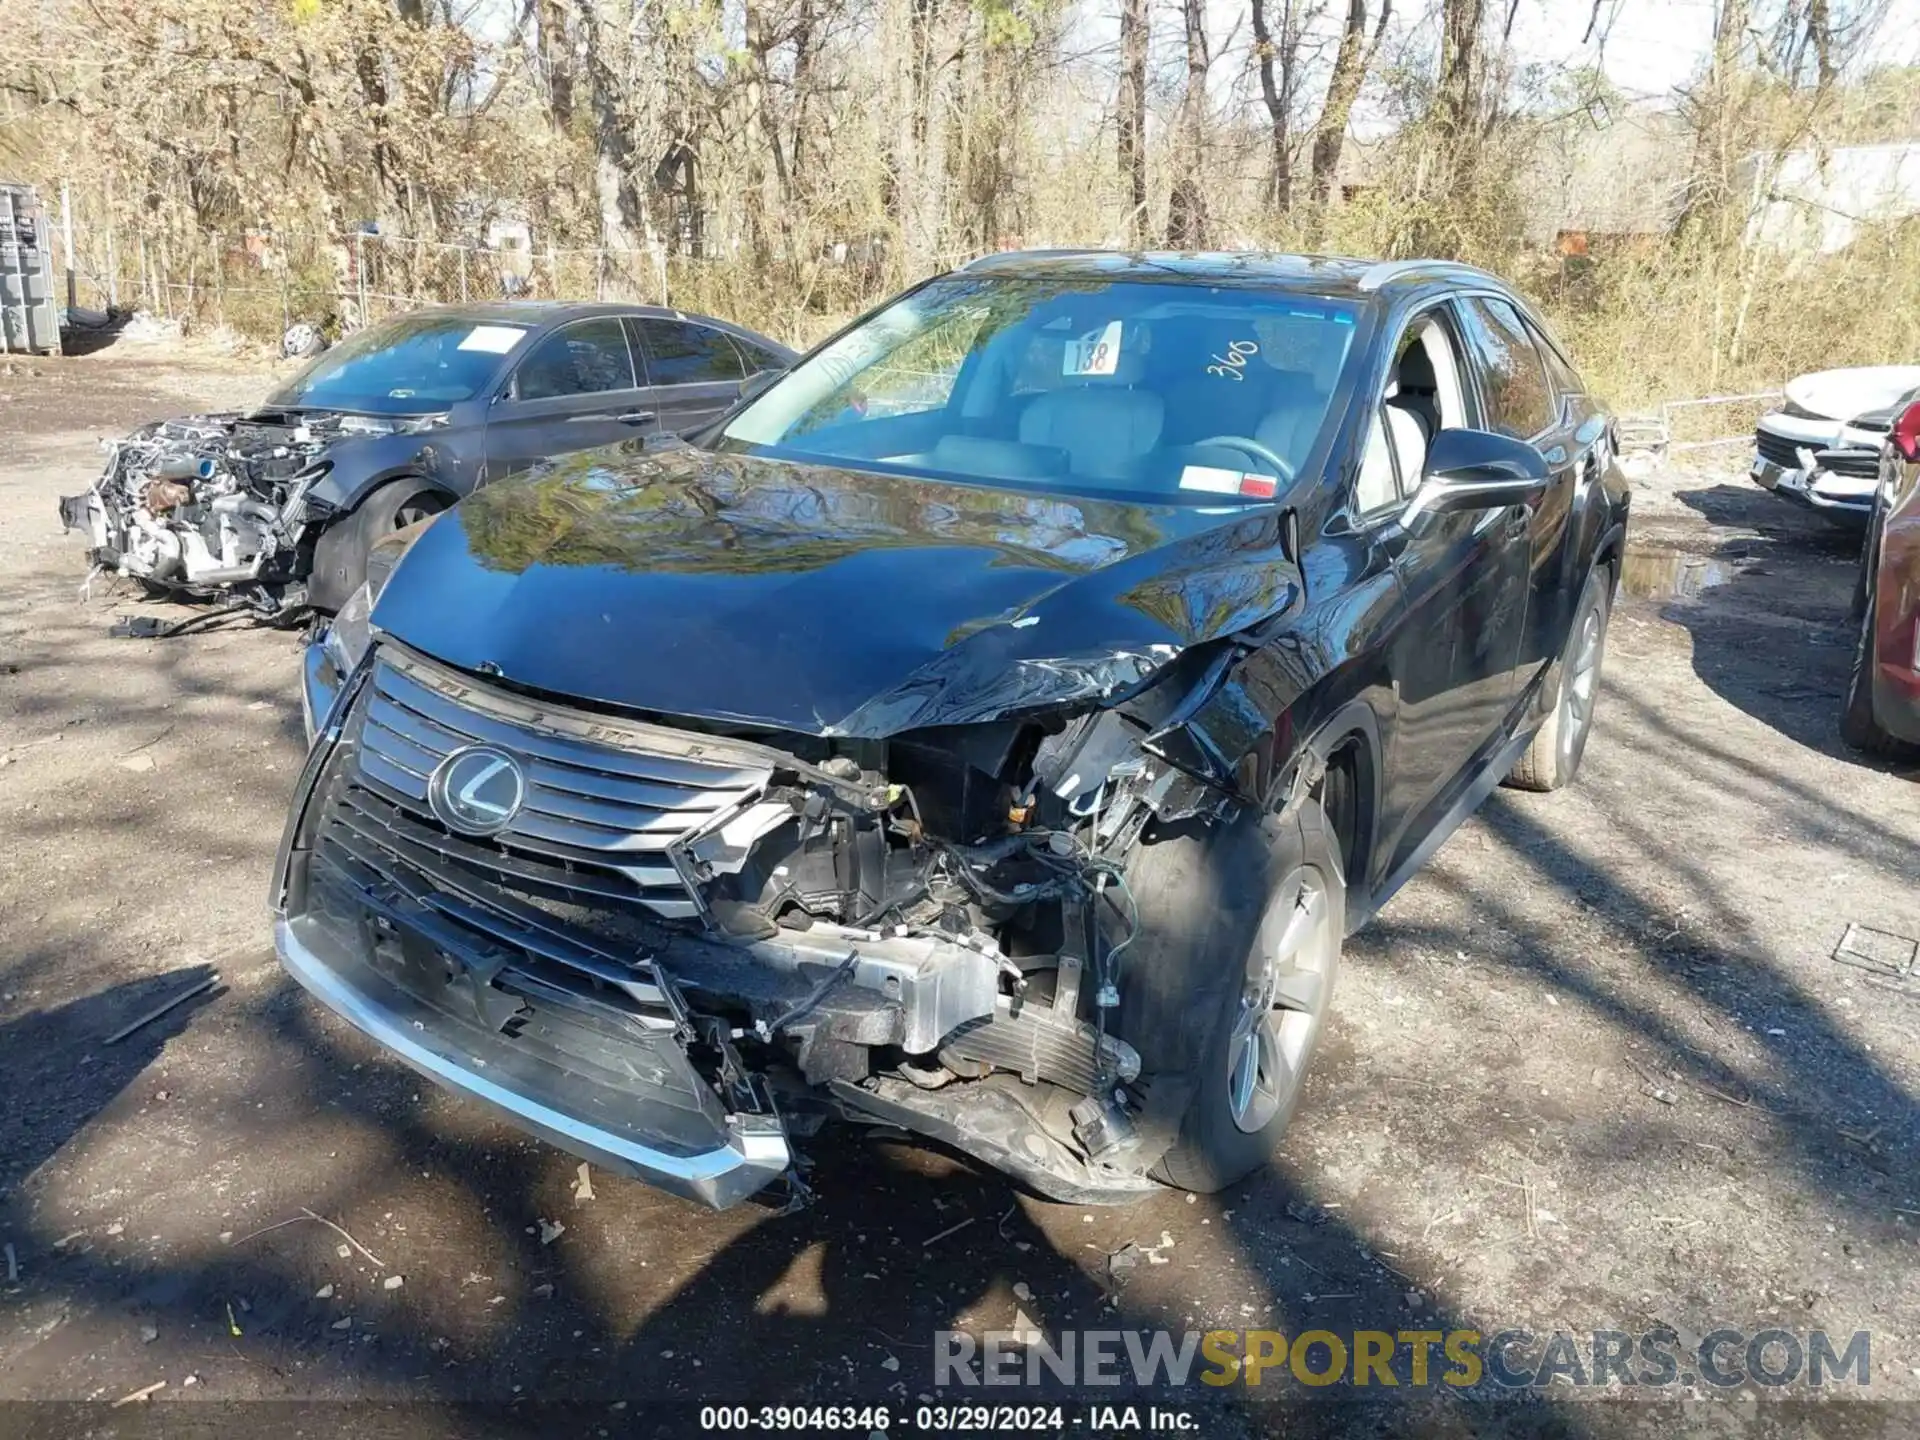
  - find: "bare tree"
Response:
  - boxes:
[1165,0,1210,247]
[574,0,643,252]
[1117,0,1149,246]
[1308,0,1391,203]
[1249,0,1299,212]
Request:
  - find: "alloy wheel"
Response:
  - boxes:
[394,496,441,530]
[1558,602,1604,767]
[1227,866,1338,1134]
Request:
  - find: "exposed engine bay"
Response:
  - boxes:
[664,698,1224,1199]
[59,412,391,619]
[281,637,1281,1208]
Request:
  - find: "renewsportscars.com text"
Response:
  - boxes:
[934,1327,1870,1390]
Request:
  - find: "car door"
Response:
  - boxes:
[1364,304,1533,863]
[1453,294,1583,694]
[483,317,656,481]
[629,316,752,436]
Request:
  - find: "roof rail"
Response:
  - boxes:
[1357,258,1499,292]
[958,248,1109,270]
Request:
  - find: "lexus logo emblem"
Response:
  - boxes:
[428,745,526,836]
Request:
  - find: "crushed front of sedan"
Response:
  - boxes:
[59,411,433,618]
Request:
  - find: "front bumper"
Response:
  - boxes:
[1750,454,1874,528]
[276,912,792,1209]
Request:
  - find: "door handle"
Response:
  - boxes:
[616,410,656,426]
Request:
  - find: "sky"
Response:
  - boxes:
[462,0,1920,118]
[1507,0,1920,100]
[1094,0,1920,112]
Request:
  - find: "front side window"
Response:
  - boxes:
[637,319,748,385]
[1351,309,1470,518]
[265,313,530,414]
[717,276,1361,500]
[1456,296,1557,439]
[514,318,636,400]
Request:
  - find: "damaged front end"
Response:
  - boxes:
[59,412,419,618]
[274,634,1257,1210]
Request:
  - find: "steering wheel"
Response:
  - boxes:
[1193,435,1294,484]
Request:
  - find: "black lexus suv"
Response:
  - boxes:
[276,253,1629,1209]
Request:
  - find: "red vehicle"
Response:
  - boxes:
[1843,397,1920,755]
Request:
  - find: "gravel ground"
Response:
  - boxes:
[1,347,1916,1436]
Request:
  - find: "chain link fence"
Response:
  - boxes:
[61,219,676,346]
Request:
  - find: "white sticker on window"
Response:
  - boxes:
[1178,465,1278,499]
[1063,321,1123,376]
[457,324,527,354]
[1178,465,1245,495]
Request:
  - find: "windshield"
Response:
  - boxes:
[717,276,1359,500]
[265,312,531,415]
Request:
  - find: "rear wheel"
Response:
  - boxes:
[1118,798,1345,1193]
[1505,566,1610,793]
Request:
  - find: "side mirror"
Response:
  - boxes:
[1403,427,1550,521]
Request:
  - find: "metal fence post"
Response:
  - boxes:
[106,221,118,312]
[59,180,76,313]
[459,244,469,302]
[355,231,367,326]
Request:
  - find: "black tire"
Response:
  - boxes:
[1116,797,1345,1194]
[308,480,446,613]
[1505,566,1611,793]
[1839,588,1914,758]
[1850,491,1886,625]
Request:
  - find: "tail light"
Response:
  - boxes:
[1894,400,1920,463]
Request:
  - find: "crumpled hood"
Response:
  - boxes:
[370,443,1303,736]
[1785,366,1920,422]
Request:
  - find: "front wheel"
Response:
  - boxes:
[307,480,447,613]
[1505,565,1611,793]
[1839,589,1914,758]
[1117,798,1345,1193]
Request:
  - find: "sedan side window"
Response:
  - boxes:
[636,319,749,386]
[1457,296,1557,439]
[732,335,790,374]
[514,318,637,400]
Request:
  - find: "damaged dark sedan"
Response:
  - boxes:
[276,253,1628,1209]
[59,302,794,620]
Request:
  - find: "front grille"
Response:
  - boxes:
[1812,449,1879,480]
[1755,428,1808,470]
[307,646,775,1015]
[1756,427,1878,478]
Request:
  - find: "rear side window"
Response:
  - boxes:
[1527,321,1586,397]
[732,335,790,373]
[1457,296,1557,439]
[514,318,636,400]
[635,319,748,385]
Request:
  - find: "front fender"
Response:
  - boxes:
[307,434,462,514]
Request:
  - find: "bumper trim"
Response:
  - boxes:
[274,917,791,1209]
[1750,456,1873,526]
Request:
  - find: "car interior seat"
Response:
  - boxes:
[1017,335,1164,482]
[1390,338,1444,438]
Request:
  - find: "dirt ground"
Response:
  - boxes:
[1,347,1917,1437]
